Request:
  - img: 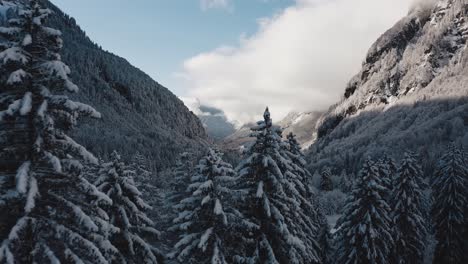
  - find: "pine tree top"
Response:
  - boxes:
[336,157,393,264]
[170,149,235,264]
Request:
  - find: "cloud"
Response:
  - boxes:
[410,0,438,9]
[200,0,231,11]
[183,0,414,124]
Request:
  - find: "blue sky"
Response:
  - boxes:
[50,0,293,96]
[50,0,411,123]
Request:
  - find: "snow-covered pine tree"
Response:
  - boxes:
[131,152,160,217]
[431,144,468,264]
[0,1,118,263]
[169,149,236,264]
[233,108,319,264]
[311,170,321,189]
[285,132,312,196]
[376,157,393,201]
[164,152,195,249]
[132,152,151,181]
[382,155,397,177]
[96,151,161,264]
[338,169,353,193]
[391,152,426,264]
[320,167,333,191]
[284,132,323,263]
[336,157,393,264]
[131,152,155,195]
[316,218,333,264]
[166,152,194,210]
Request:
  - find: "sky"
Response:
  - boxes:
[51,0,418,124]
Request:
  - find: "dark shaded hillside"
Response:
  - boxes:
[309,97,468,176]
[42,1,208,169]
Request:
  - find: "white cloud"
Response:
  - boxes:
[200,0,231,11]
[183,0,415,124]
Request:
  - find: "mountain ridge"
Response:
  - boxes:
[33,0,209,169]
[307,0,468,175]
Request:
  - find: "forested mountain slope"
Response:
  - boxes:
[28,1,208,169]
[308,0,468,175]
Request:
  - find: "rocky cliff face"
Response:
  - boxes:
[308,0,468,174]
[36,1,208,169]
[278,111,323,149]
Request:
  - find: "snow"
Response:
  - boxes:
[211,244,225,264]
[24,176,38,213]
[15,161,30,194]
[175,233,198,249]
[64,100,101,118]
[64,249,85,264]
[201,195,211,205]
[256,181,264,198]
[118,207,130,228]
[43,244,60,264]
[64,197,99,231]
[62,135,99,165]
[55,224,108,264]
[22,34,32,46]
[262,196,271,218]
[0,26,19,35]
[41,61,79,92]
[7,217,29,241]
[198,227,213,252]
[65,80,79,93]
[193,180,213,195]
[214,199,223,215]
[42,27,62,37]
[42,61,71,77]
[44,151,62,173]
[37,100,48,117]
[7,69,28,85]
[0,47,28,65]
[0,99,21,121]
[19,92,32,115]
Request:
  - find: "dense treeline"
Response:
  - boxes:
[165,113,468,264]
[43,0,208,170]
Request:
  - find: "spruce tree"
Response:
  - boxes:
[96,151,161,263]
[233,108,319,264]
[285,132,324,263]
[432,144,468,264]
[131,152,154,197]
[376,157,393,201]
[383,155,397,177]
[320,167,333,191]
[169,149,235,264]
[391,152,426,264]
[338,169,353,193]
[166,152,194,210]
[285,132,312,196]
[314,202,333,264]
[131,152,160,221]
[336,157,393,264]
[0,2,117,263]
[132,152,151,182]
